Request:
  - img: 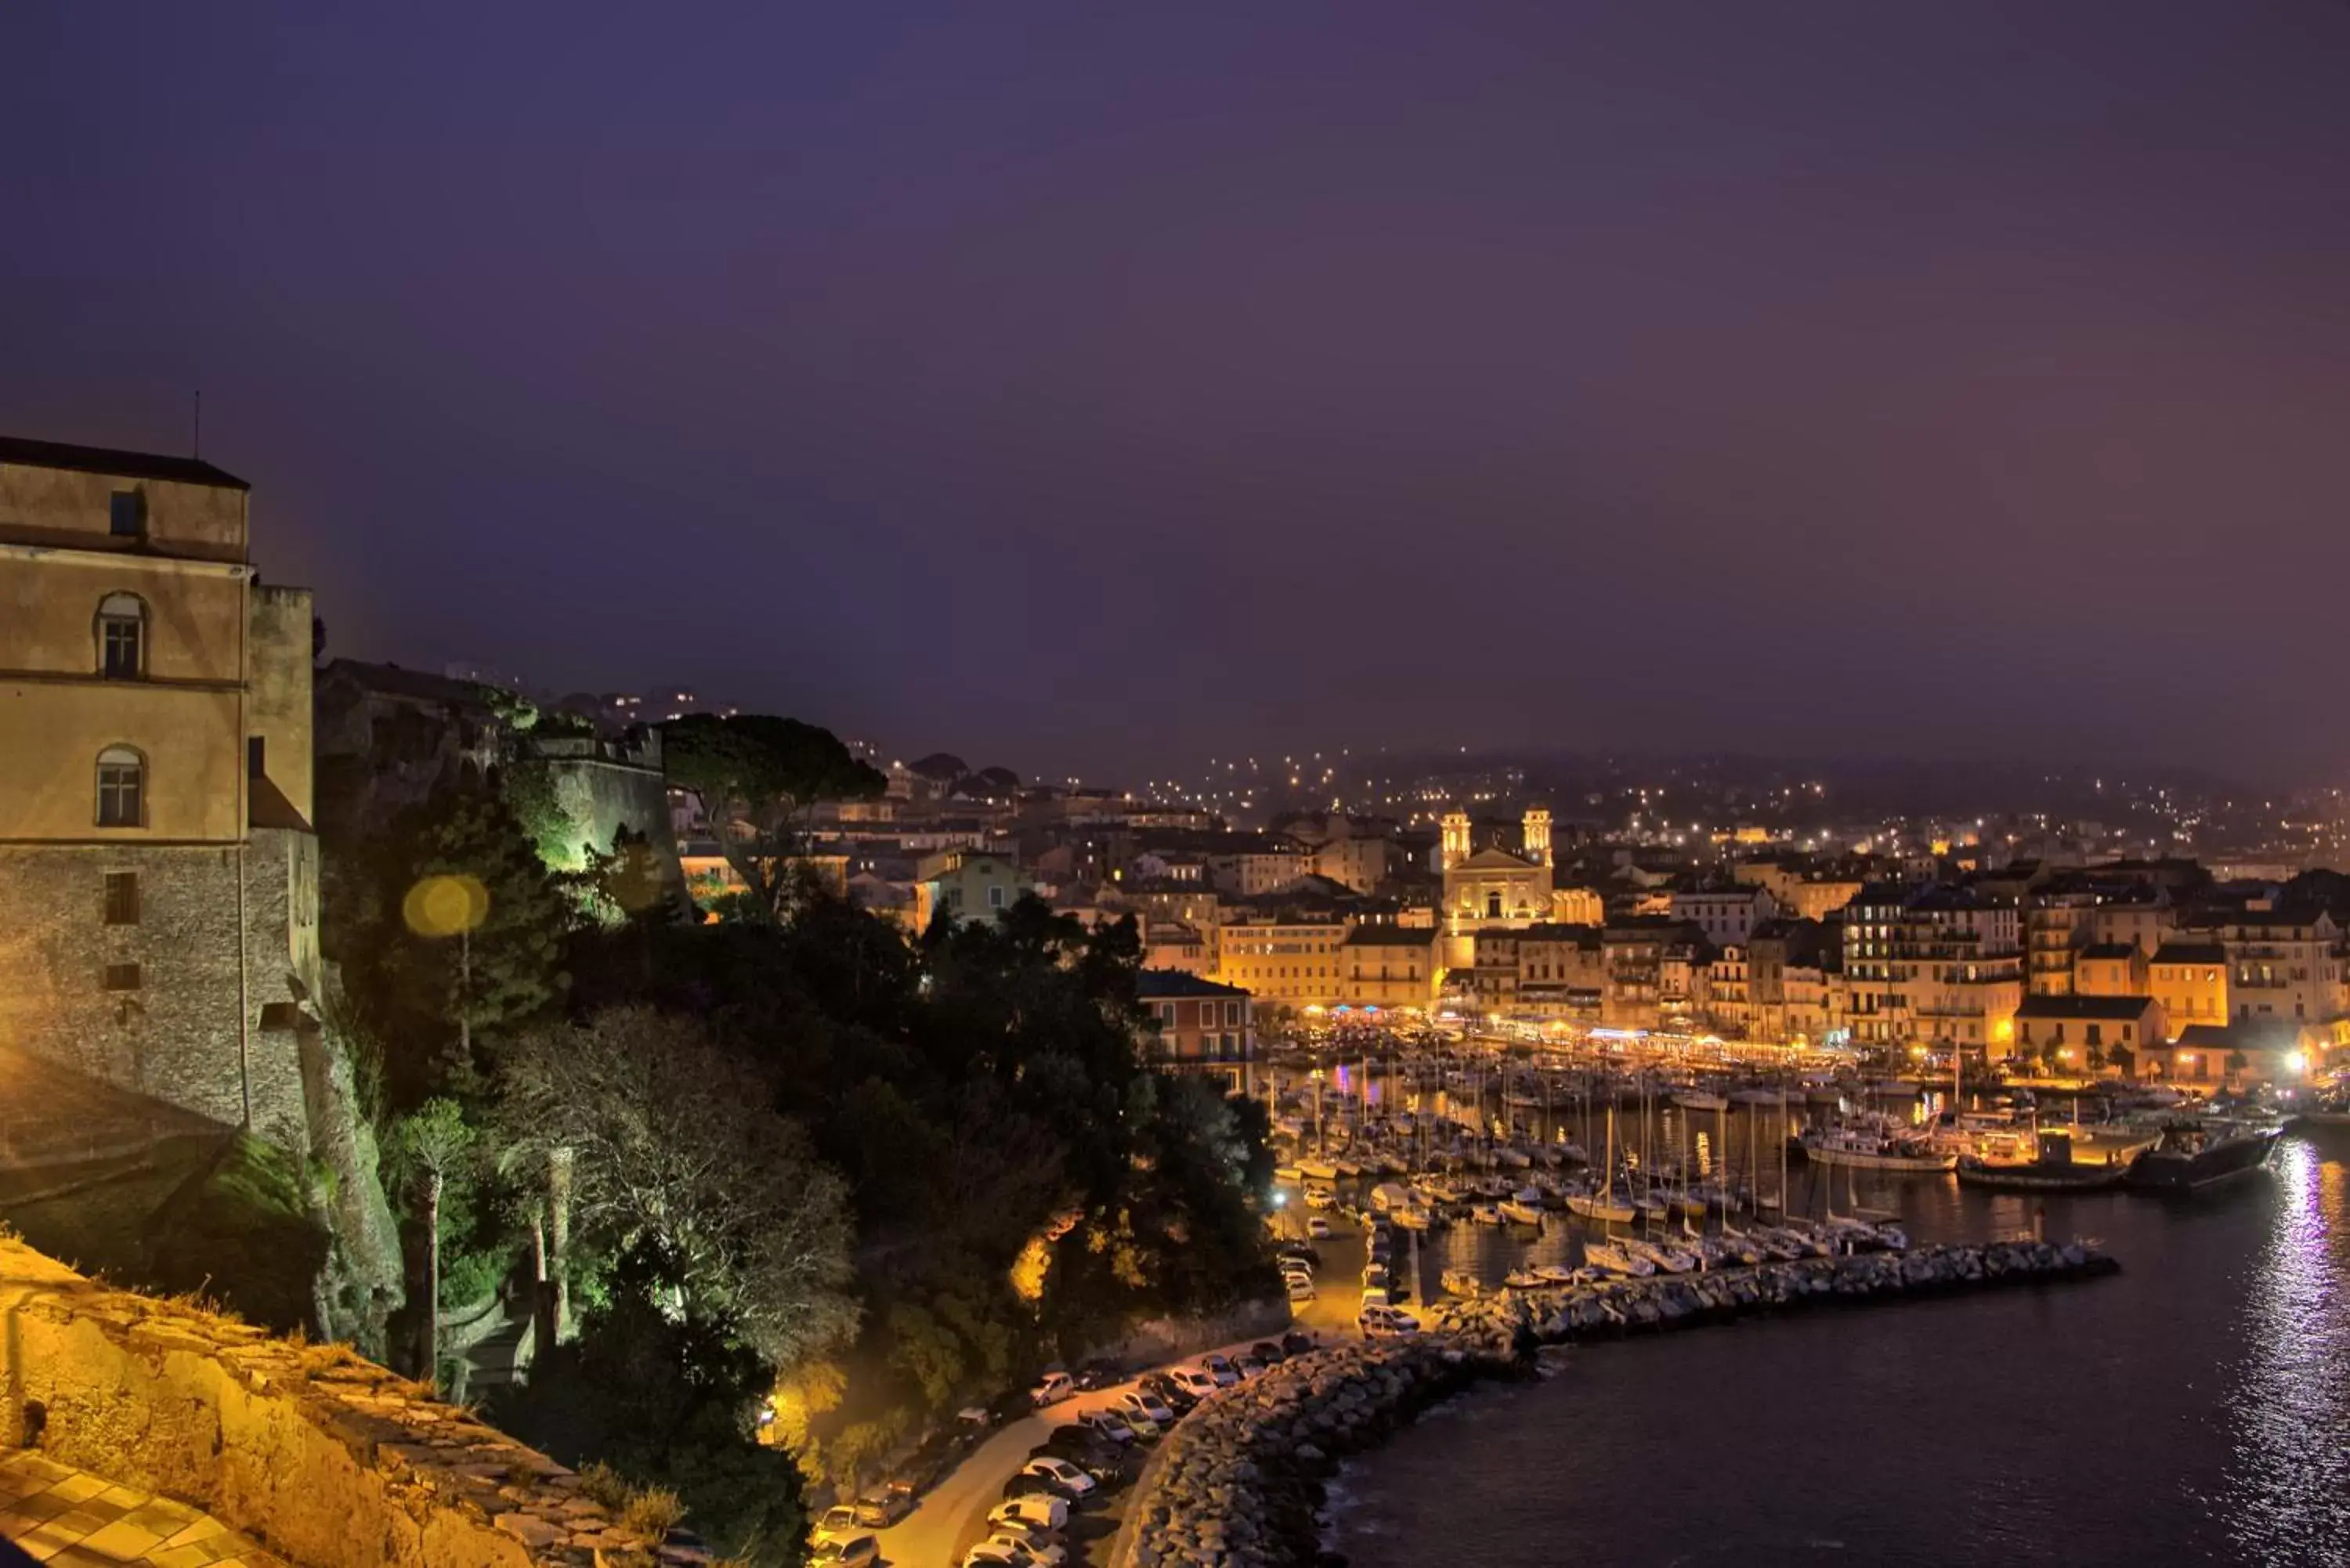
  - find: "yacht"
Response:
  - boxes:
[1499,1198,1546,1227]
[1800,1123,1958,1172]
[2126,1116,2282,1191]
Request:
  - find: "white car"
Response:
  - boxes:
[1303,1186,1336,1209]
[988,1534,1066,1566]
[1359,1284,1392,1310]
[1029,1370,1076,1406]
[1021,1456,1097,1496]
[812,1505,861,1541]
[1360,1305,1423,1338]
[1286,1277,1318,1303]
[808,1534,880,1566]
[1115,1389,1175,1425]
[1306,1216,1332,1238]
[962,1545,1026,1568]
[1077,1407,1137,1443]
[990,1494,1069,1532]
[1168,1365,1220,1400]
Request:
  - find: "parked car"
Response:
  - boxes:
[813,1505,861,1541]
[1078,1408,1137,1444]
[808,1534,880,1566]
[1360,1284,1392,1310]
[1116,1389,1176,1426]
[1236,1354,1267,1379]
[1071,1359,1123,1391]
[1303,1186,1336,1210]
[988,1532,1067,1567]
[1250,1341,1287,1365]
[1360,1305,1423,1338]
[1141,1372,1198,1414]
[1277,1243,1321,1267]
[1001,1473,1063,1502]
[1021,1456,1098,1497]
[1036,1429,1122,1471]
[1167,1365,1220,1401]
[1029,1369,1076,1407]
[1203,1354,1240,1386]
[990,1516,1068,1555]
[1286,1277,1318,1304]
[961,1543,1027,1568]
[1281,1330,1318,1357]
[1306,1216,1332,1238]
[853,1488,910,1529]
[990,1494,1069,1532]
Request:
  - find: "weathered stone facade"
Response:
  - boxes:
[0,836,313,1150]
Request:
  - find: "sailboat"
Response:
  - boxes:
[1567,1101,1636,1223]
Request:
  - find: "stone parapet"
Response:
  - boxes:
[0,1237,683,1568]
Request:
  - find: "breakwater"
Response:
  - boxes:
[1117,1239,2117,1568]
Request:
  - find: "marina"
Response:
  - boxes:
[1319,1115,2350,1568]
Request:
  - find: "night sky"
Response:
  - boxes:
[7,5,2348,783]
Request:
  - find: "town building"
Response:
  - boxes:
[2012,995,2165,1071]
[919,848,1031,925]
[1669,885,1778,948]
[1136,970,1253,1091]
[1337,924,1443,1012]
[1842,883,2024,1056]
[0,435,318,1148]
[2145,1019,2315,1091]
[2072,941,2149,999]
[1213,913,1349,1008]
[2148,940,2229,1035]
[2205,908,2342,1031]
[1749,919,1836,1044]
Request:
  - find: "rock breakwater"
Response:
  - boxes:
[1117,1239,2117,1568]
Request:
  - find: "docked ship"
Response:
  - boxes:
[2125,1117,2282,1191]
[1799,1119,1958,1172]
[1955,1128,2126,1191]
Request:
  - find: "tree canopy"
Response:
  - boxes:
[663,714,886,922]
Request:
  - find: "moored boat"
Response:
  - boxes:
[1800,1124,1958,1172]
[2126,1117,2281,1191]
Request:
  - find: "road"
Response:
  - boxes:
[875,1213,1372,1566]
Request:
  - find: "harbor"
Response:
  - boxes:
[1318,1115,2350,1568]
[1260,1028,2289,1316]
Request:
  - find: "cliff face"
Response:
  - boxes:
[298,1016,407,1357]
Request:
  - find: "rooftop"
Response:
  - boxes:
[1136,969,1251,999]
[0,433,251,490]
[2015,995,2156,1021]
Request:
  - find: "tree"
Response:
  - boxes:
[390,1097,474,1389]
[494,1006,859,1365]
[664,716,885,923]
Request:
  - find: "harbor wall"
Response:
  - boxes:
[0,1236,686,1568]
[1114,1239,2120,1568]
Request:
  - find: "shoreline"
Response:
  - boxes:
[1115,1238,2120,1568]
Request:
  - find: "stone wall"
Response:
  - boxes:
[0,1237,682,1568]
[0,840,309,1151]
[1081,1295,1293,1375]
[1116,1241,2120,1568]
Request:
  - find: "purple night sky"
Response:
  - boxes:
[5,4,2348,782]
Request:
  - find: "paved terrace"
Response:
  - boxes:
[0,1449,282,1568]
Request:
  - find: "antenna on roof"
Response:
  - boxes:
[191,390,202,458]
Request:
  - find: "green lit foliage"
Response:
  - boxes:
[663,714,884,923]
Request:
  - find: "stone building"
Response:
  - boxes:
[0,435,318,1148]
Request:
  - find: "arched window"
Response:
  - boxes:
[96,746,145,828]
[96,593,146,679]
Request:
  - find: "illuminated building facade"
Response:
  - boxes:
[0,435,318,1146]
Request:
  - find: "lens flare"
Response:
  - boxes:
[403,873,490,938]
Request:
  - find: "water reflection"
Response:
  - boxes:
[2226,1136,2350,1560]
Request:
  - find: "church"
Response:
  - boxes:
[1440,807,1556,968]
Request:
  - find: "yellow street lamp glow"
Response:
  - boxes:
[2286,1050,2308,1075]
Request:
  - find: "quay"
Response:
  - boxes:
[1114,1238,2118,1568]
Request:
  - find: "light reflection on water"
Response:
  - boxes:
[2226,1137,2350,1562]
[1332,1130,2350,1568]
